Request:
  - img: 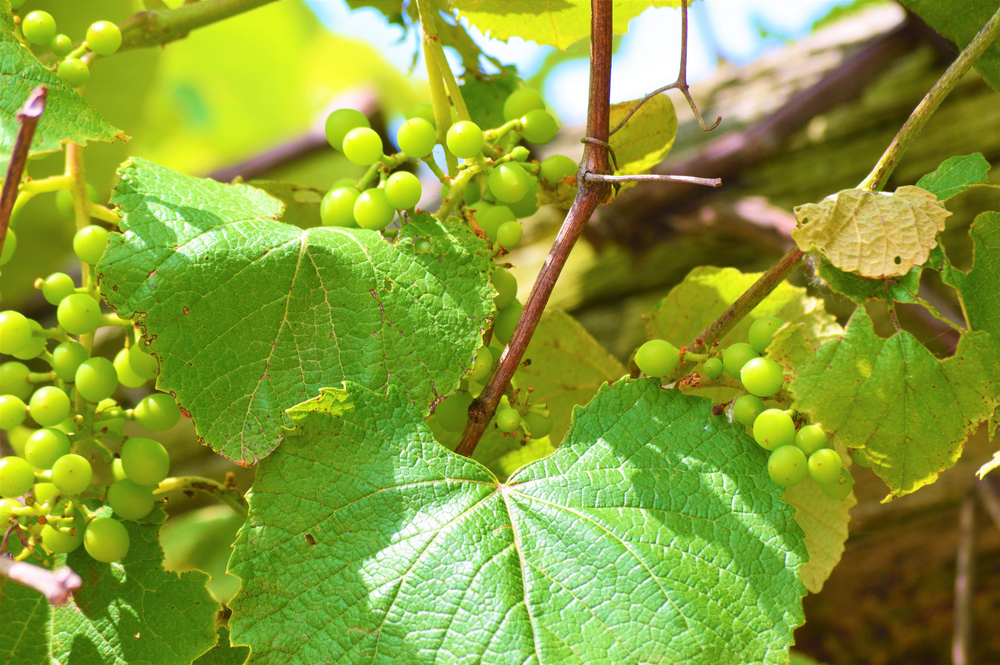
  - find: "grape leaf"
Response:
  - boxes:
[0,508,218,664]
[451,0,688,50]
[792,186,951,278]
[783,475,855,594]
[246,181,325,230]
[915,153,994,201]
[783,308,1000,498]
[939,212,1000,348]
[461,68,520,132]
[99,158,494,464]
[0,3,126,170]
[817,261,923,304]
[229,379,807,665]
[896,0,1000,93]
[0,560,49,665]
[609,93,678,181]
[195,628,250,665]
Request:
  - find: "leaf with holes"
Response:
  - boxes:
[229,379,807,665]
[99,158,494,464]
[792,186,950,278]
[609,93,678,182]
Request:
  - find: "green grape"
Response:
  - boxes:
[52,341,89,382]
[134,393,181,432]
[540,155,577,185]
[12,334,46,361]
[703,358,724,379]
[523,410,553,439]
[820,468,854,500]
[740,357,784,397]
[808,448,843,485]
[96,398,126,437]
[435,391,473,432]
[851,449,871,468]
[496,221,523,248]
[406,103,436,125]
[113,349,146,388]
[396,118,436,158]
[503,88,545,122]
[107,479,155,521]
[73,225,109,265]
[1,497,21,525]
[496,408,521,433]
[84,517,130,563]
[0,395,28,430]
[492,268,517,311]
[320,186,360,228]
[86,21,122,56]
[25,428,71,469]
[0,228,15,265]
[722,342,759,379]
[521,110,559,144]
[493,299,523,345]
[325,109,369,150]
[52,454,91,495]
[752,409,795,451]
[0,362,32,400]
[0,310,32,355]
[57,293,101,335]
[7,426,32,458]
[120,437,170,486]
[353,189,395,230]
[508,176,539,219]
[33,482,58,505]
[28,386,70,428]
[385,172,422,209]
[111,458,127,482]
[467,200,492,225]
[41,514,86,554]
[128,343,159,381]
[41,272,76,305]
[57,59,90,88]
[0,456,35,498]
[54,418,79,436]
[56,184,98,220]
[22,11,56,45]
[468,351,492,382]
[462,178,482,206]
[75,357,118,403]
[634,339,680,378]
[342,127,383,166]
[414,238,432,253]
[488,164,530,203]
[50,34,73,57]
[508,146,530,162]
[748,316,784,354]
[794,425,827,455]
[768,445,808,487]
[446,121,484,159]
[479,206,515,242]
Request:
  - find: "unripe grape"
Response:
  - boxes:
[468,351,492,382]
[50,34,73,58]
[540,154,577,185]
[0,395,28,430]
[321,187,360,228]
[86,21,122,56]
[733,394,766,427]
[820,468,854,500]
[446,121,484,159]
[503,88,545,122]
[385,172,422,209]
[28,386,71,428]
[12,335,46,361]
[75,357,118,403]
[488,164,530,203]
[507,176,539,219]
[435,391,473,432]
[25,428,71,469]
[134,393,181,432]
[0,362,32,401]
[722,342,758,379]
[52,341,89,382]
[56,184,98,220]
[740,357,784,397]
[128,343,159,381]
[73,225,109,265]
[479,206,515,242]
[57,59,90,88]
[634,339,680,378]
[493,299,523,345]
[752,409,795,451]
[84,517,130,563]
[0,229,15,265]
[58,293,102,335]
[353,189,395,230]
[496,221,523,248]
[325,109,369,151]
[96,398,126,438]
[113,348,146,388]
[0,310,33,355]
[794,425,827,455]
[107,479,155,521]
[0,456,35,498]
[342,127,383,165]
[33,482,58,506]
[768,445,808,487]
[521,110,559,144]
[496,408,521,433]
[748,316,784,354]
[703,358,724,379]
[41,515,85,554]
[492,268,518,311]
[523,411,553,439]
[396,118,436,158]
[0,497,20,525]
[22,11,57,45]
[41,272,76,305]
[851,449,871,468]
[120,437,170,486]
[808,448,843,485]
[52,454,92,495]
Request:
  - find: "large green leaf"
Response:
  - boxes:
[940,212,1000,349]
[783,308,1000,498]
[99,158,494,464]
[0,508,218,664]
[915,153,994,201]
[229,379,807,664]
[896,0,1000,93]
[0,2,125,170]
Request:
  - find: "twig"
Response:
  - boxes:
[117,0,279,53]
[952,493,975,665]
[608,0,721,135]
[454,0,614,458]
[155,476,249,521]
[584,173,721,187]
[860,4,1000,191]
[0,557,81,607]
[0,86,47,258]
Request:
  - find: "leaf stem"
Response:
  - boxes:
[0,86,47,261]
[155,476,249,521]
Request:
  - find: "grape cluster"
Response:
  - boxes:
[14,7,122,91]
[1,207,181,566]
[321,87,575,441]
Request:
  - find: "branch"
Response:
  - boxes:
[0,556,81,606]
[117,0,280,53]
[860,3,1000,191]
[951,493,975,665]
[0,86,47,259]
[454,0,614,458]
[584,173,721,187]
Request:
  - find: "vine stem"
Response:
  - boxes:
[454,0,614,458]
[859,3,1000,192]
[0,557,81,607]
[155,476,249,521]
[415,0,459,175]
[584,173,721,187]
[117,0,279,53]
[670,3,1000,377]
[0,86,46,259]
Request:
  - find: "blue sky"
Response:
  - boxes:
[306,0,858,124]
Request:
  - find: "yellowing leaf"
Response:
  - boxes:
[609,93,678,179]
[791,186,951,278]
[784,477,855,594]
